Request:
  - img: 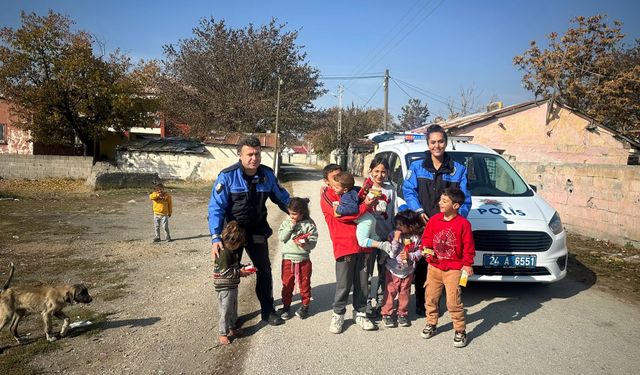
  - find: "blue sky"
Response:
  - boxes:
[1,0,639,120]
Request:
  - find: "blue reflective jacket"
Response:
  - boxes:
[208,163,290,242]
[402,152,471,218]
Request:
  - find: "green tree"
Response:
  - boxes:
[513,14,640,140]
[308,105,382,155]
[396,98,429,131]
[0,11,157,154]
[157,18,324,138]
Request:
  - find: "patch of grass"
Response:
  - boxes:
[0,338,61,375]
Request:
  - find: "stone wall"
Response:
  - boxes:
[513,161,640,247]
[0,154,93,179]
[116,145,277,181]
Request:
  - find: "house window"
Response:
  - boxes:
[0,123,6,144]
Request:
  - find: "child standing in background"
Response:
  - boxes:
[277,197,318,320]
[149,183,172,242]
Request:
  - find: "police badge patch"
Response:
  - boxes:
[405,169,412,180]
[215,183,224,193]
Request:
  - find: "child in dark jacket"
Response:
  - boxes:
[213,221,253,345]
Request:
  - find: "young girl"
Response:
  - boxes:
[363,156,398,317]
[277,197,318,320]
[379,210,423,327]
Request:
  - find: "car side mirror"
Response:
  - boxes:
[529,184,537,192]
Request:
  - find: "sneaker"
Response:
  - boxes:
[265,312,285,326]
[453,330,467,348]
[295,305,309,319]
[378,241,392,255]
[397,315,411,327]
[382,315,396,328]
[353,311,376,331]
[421,324,437,339]
[329,313,344,334]
[152,238,161,243]
[277,308,292,320]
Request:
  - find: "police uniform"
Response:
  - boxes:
[208,162,290,321]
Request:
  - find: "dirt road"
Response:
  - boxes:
[1,165,639,374]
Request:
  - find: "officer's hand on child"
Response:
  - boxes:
[211,242,224,260]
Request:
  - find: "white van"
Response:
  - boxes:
[375,135,568,283]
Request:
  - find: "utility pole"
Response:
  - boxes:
[273,77,283,175]
[383,69,389,131]
[337,83,343,149]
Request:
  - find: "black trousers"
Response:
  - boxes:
[244,235,275,320]
[414,258,427,313]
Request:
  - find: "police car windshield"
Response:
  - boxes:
[405,152,533,197]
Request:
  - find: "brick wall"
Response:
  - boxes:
[0,154,93,179]
[513,161,640,247]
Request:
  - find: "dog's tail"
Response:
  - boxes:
[2,262,14,291]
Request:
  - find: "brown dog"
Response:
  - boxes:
[0,263,93,343]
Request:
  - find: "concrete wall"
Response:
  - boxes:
[116,145,276,181]
[0,154,93,179]
[449,102,633,165]
[513,161,640,247]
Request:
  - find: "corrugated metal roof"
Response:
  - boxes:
[117,137,206,154]
[204,132,276,148]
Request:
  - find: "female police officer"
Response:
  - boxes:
[402,125,471,316]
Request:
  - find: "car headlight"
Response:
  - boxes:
[549,212,564,235]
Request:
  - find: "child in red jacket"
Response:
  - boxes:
[420,187,476,348]
[320,164,376,334]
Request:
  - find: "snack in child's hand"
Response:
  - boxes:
[243,265,258,274]
[459,269,468,287]
[422,248,435,256]
[293,232,311,245]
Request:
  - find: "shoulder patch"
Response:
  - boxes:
[405,169,412,180]
[215,183,224,193]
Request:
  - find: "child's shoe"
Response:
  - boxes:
[329,313,344,334]
[453,330,467,348]
[295,305,309,319]
[397,315,411,327]
[421,323,437,339]
[382,315,396,328]
[353,311,376,331]
[277,308,292,320]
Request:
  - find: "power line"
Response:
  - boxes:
[392,79,415,100]
[319,74,385,80]
[355,0,447,78]
[392,77,463,112]
[349,0,432,77]
[362,83,384,108]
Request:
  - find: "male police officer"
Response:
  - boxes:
[209,135,291,326]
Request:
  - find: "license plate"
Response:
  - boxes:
[483,254,537,268]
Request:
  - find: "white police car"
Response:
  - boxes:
[375,134,568,283]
